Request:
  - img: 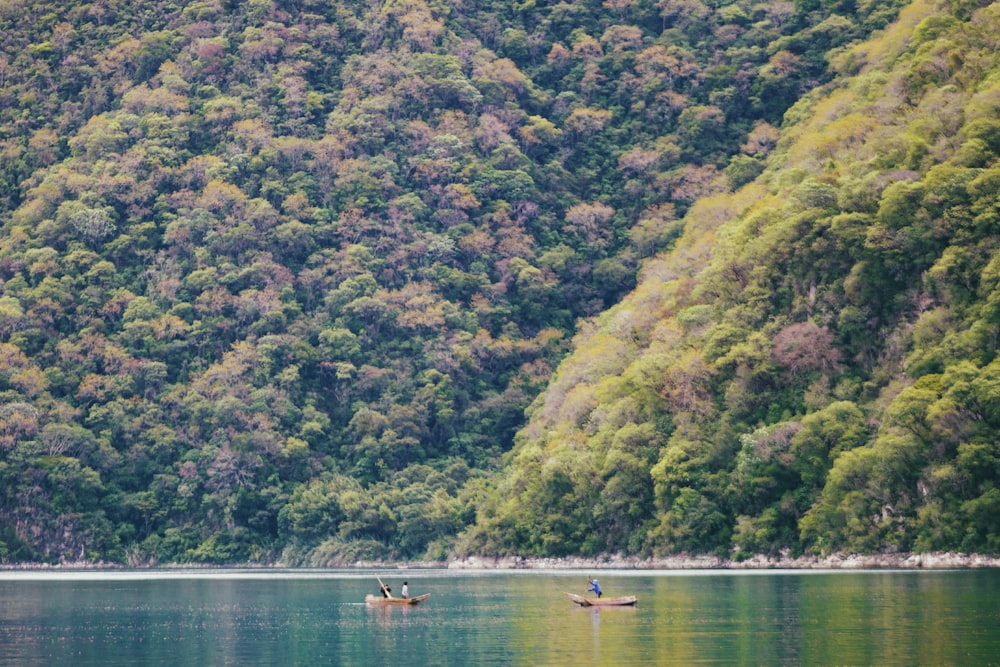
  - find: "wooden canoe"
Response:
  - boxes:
[365,593,430,606]
[566,592,637,607]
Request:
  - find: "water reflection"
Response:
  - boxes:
[367,601,413,627]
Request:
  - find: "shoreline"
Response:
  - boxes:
[444,552,1000,570]
[3,552,999,571]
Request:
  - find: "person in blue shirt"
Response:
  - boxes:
[587,578,602,598]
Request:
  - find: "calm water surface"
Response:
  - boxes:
[1,568,998,666]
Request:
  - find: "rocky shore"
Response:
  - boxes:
[445,552,1000,570]
[3,552,999,571]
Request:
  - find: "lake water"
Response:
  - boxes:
[1,568,998,666]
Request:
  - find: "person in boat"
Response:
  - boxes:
[587,578,602,598]
[401,582,409,599]
[380,583,392,598]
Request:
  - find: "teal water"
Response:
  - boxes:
[1,568,998,665]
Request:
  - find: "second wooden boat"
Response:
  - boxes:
[365,593,431,606]
[566,592,637,607]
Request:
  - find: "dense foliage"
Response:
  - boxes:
[465,0,1000,559]
[2,0,994,565]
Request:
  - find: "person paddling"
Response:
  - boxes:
[377,576,392,598]
[587,578,602,598]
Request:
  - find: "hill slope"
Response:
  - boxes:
[3,0,989,565]
[463,0,1000,559]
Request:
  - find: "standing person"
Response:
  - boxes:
[380,582,392,598]
[587,578,602,598]
[401,581,409,599]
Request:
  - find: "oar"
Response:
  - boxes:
[376,574,390,598]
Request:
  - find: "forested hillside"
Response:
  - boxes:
[1,0,992,566]
[465,0,1000,559]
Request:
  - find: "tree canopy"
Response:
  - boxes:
[2,0,997,564]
